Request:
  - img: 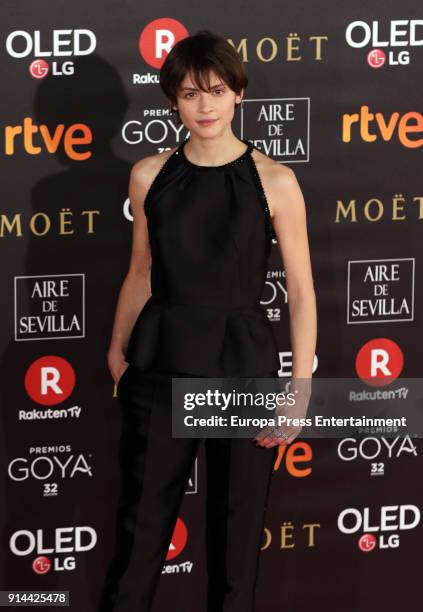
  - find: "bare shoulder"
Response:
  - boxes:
[251,147,298,218]
[130,146,178,203]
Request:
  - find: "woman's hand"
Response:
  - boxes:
[253,378,312,448]
[108,346,129,386]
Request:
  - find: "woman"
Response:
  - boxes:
[99,30,316,612]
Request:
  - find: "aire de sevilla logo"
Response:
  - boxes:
[167,517,188,560]
[355,338,403,386]
[138,18,189,69]
[25,356,76,405]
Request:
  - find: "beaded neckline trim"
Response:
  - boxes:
[177,138,253,170]
[245,152,277,256]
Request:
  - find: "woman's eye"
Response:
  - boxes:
[184,90,225,99]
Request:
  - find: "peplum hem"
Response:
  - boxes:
[124,296,280,377]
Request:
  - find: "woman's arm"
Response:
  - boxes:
[254,163,317,448]
[107,159,155,384]
[269,165,317,380]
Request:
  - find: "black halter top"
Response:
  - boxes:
[124,138,280,377]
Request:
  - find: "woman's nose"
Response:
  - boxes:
[198,95,214,112]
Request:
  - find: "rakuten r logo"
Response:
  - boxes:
[25,356,75,405]
[355,338,403,386]
[138,18,189,69]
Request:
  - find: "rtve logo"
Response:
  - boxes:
[138,18,189,69]
[273,441,312,477]
[342,105,423,148]
[355,338,404,386]
[4,118,92,159]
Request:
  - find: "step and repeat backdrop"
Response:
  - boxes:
[1,2,422,611]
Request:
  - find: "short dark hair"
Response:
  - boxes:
[159,30,248,121]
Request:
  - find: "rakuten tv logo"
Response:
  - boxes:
[25,356,75,405]
[167,517,187,561]
[355,338,403,386]
[138,18,189,69]
[163,517,193,574]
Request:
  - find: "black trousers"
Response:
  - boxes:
[98,365,278,612]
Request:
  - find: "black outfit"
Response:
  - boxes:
[99,138,280,612]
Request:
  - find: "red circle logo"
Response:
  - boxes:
[33,556,51,574]
[139,19,189,69]
[30,59,50,79]
[367,49,386,69]
[25,356,76,405]
[166,517,188,560]
[358,533,377,552]
[355,338,403,386]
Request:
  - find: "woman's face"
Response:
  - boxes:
[174,70,243,136]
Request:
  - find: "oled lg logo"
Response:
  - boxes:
[338,505,421,551]
[355,338,403,387]
[20,356,82,421]
[133,18,189,84]
[345,20,423,67]
[278,351,318,378]
[162,517,193,574]
[10,526,97,572]
[5,29,97,78]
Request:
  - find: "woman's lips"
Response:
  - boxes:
[197,119,217,126]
